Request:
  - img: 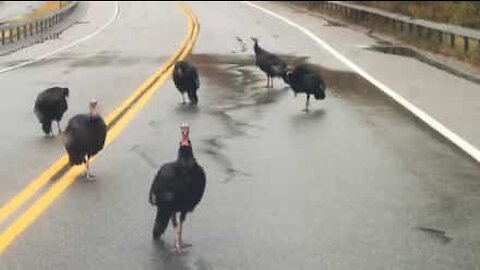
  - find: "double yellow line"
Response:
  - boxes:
[0,2,199,254]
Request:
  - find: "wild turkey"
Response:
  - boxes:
[173,61,200,104]
[283,64,326,111]
[34,87,69,136]
[149,123,206,253]
[63,100,107,181]
[251,37,287,88]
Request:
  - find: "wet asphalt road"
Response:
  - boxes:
[2,1,480,269]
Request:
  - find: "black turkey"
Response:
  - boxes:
[149,123,206,253]
[283,63,326,111]
[34,87,69,136]
[173,61,200,104]
[63,100,107,181]
[251,37,287,88]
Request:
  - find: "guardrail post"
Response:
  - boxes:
[17,27,20,40]
[317,1,479,59]
[29,23,33,35]
[9,29,13,43]
[23,25,27,38]
[1,30,4,45]
[464,37,469,52]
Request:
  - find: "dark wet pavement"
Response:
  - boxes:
[1,1,480,270]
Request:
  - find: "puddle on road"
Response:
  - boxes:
[187,53,294,182]
[184,52,395,183]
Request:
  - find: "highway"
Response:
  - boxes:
[1,2,480,269]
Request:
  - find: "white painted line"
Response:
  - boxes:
[243,1,480,163]
[0,1,120,74]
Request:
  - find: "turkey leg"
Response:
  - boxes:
[303,94,311,112]
[56,121,62,134]
[84,156,96,181]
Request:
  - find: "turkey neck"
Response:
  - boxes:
[177,143,195,165]
[253,41,261,54]
[89,106,98,117]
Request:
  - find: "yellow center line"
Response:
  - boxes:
[0,1,199,254]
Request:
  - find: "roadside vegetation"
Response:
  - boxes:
[355,1,480,30]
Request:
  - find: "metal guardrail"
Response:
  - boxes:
[305,1,480,54]
[0,1,78,45]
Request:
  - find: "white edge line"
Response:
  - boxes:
[243,1,480,163]
[0,1,120,74]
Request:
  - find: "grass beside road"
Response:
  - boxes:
[354,1,480,30]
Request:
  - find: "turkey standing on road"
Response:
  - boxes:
[283,64,326,111]
[173,61,200,105]
[63,100,107,181]
[149,123,206,253]
[251,37,287,88]
[34,87,69,136]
